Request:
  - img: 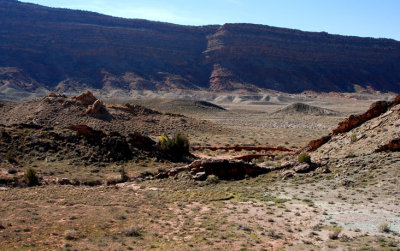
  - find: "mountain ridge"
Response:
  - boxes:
[1,0,400,97]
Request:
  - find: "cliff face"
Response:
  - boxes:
[1,0,400,94]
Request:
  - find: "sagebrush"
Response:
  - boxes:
[24,168,39,186]
[160,133,190,158]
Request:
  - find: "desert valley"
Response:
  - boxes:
[0,0,400,250]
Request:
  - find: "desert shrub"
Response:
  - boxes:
[205,175,219,184]
[388,240,398,247]
[123,226,142,237]
[120,166,129,182]
[1,129,9,138]
[297,152,311,164]
[160,133,189,158]
[64,230,78,240]
[6,149,17,163]
[378,222,390,233]
[140,170,154,177]
[328,225,342,240]
[350,134,357,143]
[24,168,39,186]
[157,167,166,173]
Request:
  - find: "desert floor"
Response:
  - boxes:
[1,93,399,250]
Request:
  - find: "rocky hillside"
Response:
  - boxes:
[306,95,400,159]
[1,0,400,97]
[0,91,224,137]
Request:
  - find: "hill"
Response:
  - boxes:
[273,103,339,116]
[1,0,400,97]
[0,91,224,137]
[306,95,400,159]
[130,99,226,115]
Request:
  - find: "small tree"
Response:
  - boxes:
[160,133,190,159]
[24,168,39,186]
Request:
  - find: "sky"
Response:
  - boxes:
[19,0,400,40]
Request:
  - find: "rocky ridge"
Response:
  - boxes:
[306,94,400,159]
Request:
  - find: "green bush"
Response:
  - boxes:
[350,134,357,144]
[6,149,17,164]
[297,152,311,164]
[24,168,39,186]
[160,133,190,158]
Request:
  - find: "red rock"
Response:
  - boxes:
[305,136,331,152]
[375,138,400,152]
[73,91,97,106]
[333,101,389,135]
[68,125,105,138]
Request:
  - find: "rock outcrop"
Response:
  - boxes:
[305,96,400,152]
[375,138,400,152]
[306,94,400,160]
[157,158,271,180]
[86,99,105,114]
[332,101,389,134]
[73,91,97,106]
[0,123,159,164]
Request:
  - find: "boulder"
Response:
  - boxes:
[198,158,269,179]
[193,172,207,181]
[86,99,105,114]
[161,158,270,180]
[282,170,294,180]
[293,163,316,173]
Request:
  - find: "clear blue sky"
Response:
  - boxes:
[20,0,400,40]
